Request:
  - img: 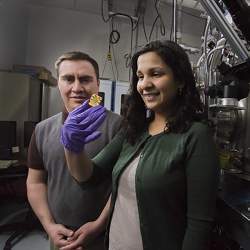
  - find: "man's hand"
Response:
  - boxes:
[59,221,103,250]
[46,223,74,248]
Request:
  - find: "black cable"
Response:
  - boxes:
[154,0,166,36]
[111,16,115,31]
[109,30,120,44]
[110,55,116,80]
[109,12,135,30]
[170,0,174,41]
[148,0,167,42]
[127,15,134,71]
[132,14,140,31]
[111,44,119,80]
[109,12,135,62]
[142,14,148,42]
[100,1,136,79]
[149,16,159,41]
[101,53,108,78]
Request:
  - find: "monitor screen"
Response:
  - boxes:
[0,121,17,159]
[98,91,105,106]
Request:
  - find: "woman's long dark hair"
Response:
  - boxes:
[123,40,204,144]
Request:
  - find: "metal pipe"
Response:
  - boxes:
[200,0,249,61]
[204,16,211,60]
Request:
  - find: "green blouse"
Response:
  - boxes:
[91,122,220,250]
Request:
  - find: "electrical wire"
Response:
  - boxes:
[111,43,119,80]
[109,12,136,30]
[108,13,134,67]
[148,0,166,41]
[149,16,159,41]
[170,0,174,40]
[109,30,120,44]
[142,14,149,42]
[101,0,140,80]
[101,43,117,80]
[101,53,108,78]
[154,0,166,36]
[132,14,140,31]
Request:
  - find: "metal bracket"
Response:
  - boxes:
[200,0,250,61]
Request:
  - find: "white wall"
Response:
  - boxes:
[0,2,204,117]
[0,0,28,70]
[25,3,205,74]
[0,71,41,154]
[24,3,205,116]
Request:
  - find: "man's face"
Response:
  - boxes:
[58,60,99,112]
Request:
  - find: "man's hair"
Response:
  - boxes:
[55,51,99,79]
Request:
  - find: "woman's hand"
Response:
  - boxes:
[59,220,103,250]
[61,100,106,153]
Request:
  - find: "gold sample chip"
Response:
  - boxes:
[89,94,102,107]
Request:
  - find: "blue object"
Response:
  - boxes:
[61,100,106,153]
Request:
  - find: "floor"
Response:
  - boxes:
[0,230,49,250]
[0,200,49,250]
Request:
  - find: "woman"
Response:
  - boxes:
[61,40,219,250]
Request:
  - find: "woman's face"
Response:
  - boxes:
[136,51,178,115]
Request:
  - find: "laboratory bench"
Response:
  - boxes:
[1,162,250,249]
[216,170,250,250]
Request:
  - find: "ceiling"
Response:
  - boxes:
[0,0,205,23]
[21,0,204,16]
[162,0,203,10]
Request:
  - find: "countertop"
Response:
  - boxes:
[217,171,250,250]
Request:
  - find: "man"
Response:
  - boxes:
[26,52,122,250]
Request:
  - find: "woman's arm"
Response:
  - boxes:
[182,124,220,250]
[64,131,125,183]
[64,149,94,182]
[61,102,107,182]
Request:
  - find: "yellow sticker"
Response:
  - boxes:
[89,94,102,107]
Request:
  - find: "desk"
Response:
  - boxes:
[0,162,28,200]
[0,161,27,176]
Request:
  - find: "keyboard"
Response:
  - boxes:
[0,160,18,169]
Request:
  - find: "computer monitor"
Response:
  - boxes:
[98,91,105,106]
[120,94,130,116]
[24,121,38,148]
[0,121,17,159]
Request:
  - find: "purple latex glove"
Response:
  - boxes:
[61,100,106,153]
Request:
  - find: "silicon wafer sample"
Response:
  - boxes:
[89,94,102,107]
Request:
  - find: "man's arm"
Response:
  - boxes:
[26,168,74,247]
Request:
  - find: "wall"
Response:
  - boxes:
[25,5,112,116]
[0,0,28,70]
[0,71,41,156]
[24,3,205,116]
